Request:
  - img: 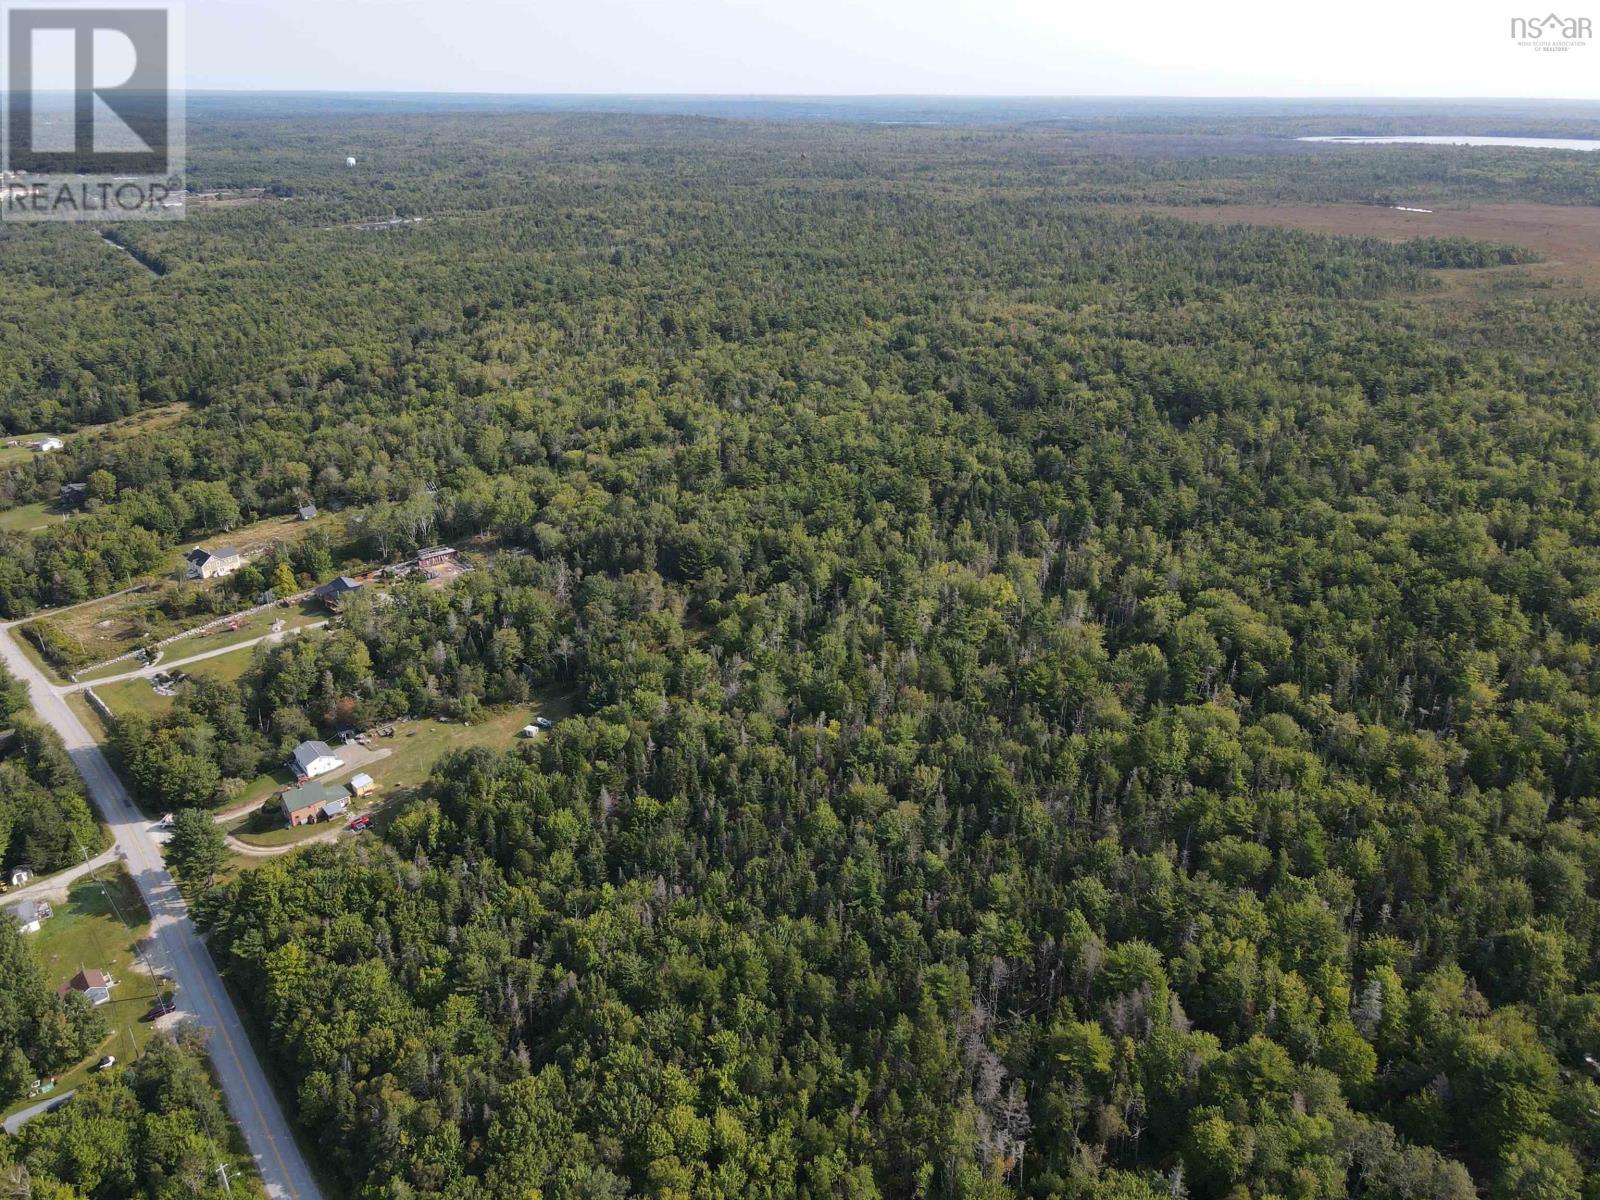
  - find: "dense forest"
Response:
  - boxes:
[0,664,101,876]
[8,108,1600,1198]
[0,1029,264,1199]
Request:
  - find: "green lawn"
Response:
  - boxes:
[0,502,68,534]
[93,641,268,718]
[73,656,148,683]
[65,693,111,742]
[11,868,167,1107]
[226,806,335,849]
[175,601,325,656]
[72,600,323,684]
[225,697,570,851]
[0,435,56,467]
[359,701,564,792]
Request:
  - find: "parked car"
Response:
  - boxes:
[144,997,175,1021]
[95,1056,115,1072]
[347,815,373,832]
[534,716,553,729]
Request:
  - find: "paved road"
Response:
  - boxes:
[2,848,119,904]
[68,621,327,692]
[0,622,322,1200]
[4,1089,75,1134]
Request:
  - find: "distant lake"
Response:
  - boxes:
[1300,135,1600,151]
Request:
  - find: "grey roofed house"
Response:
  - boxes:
[291,740,341,776]
[314,576,362,598]
[313,576,364,610]
[298,504,318,520]
[58,482,88,505]
[187,545,240,565]
[8,901,43,933]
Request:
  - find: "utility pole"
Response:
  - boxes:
[215,1163,233,1195]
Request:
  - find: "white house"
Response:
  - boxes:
[184,545,244,580]
[291,740,344,780]
[8,867,32,887]
[8,900,45,934]
[28,437,63,453]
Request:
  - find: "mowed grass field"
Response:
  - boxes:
[7,868,169,1108]
[0,501,68,533]
[0,439,54,467]
[0,403,192,481]
[92,640,269,718]
[73,600,326,685]
[192,509,348,563]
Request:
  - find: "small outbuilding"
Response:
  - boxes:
[9,866,33,887]
[348,773,376,798]
[298,505,318,521]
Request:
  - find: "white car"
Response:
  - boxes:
[95,1055,115,1072]
[534,717,553,729]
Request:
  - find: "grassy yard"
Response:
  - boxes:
[225,696,571,851]
[0,501,68,534]
[191,509,349,565]
[10,868,168,1106]
[72,599,324,683]
[225,807,336,849]
[65,693,111,742]
[0,436,55,467]
[18,505,355,677]
[93,641,268,719]
[358,701,565,792]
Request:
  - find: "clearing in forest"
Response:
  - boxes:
[1142,202,1600,294]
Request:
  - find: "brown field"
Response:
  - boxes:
[1142,202,1600,295]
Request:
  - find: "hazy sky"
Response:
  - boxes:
[186,0,1600,98]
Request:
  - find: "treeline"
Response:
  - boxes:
[0,1028,264,1199]
[0,664,100,875]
